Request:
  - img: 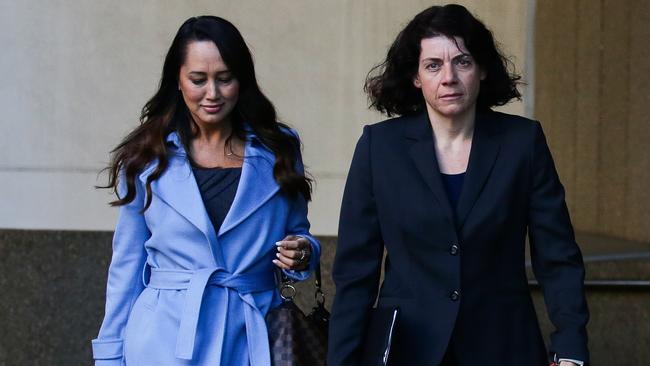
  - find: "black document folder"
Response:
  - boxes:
[360,307,399,366]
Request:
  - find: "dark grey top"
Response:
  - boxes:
[440,172,466,211]
[192,166,242,233]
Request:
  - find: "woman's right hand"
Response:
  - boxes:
[272,235,311,271]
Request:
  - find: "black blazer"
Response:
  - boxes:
[328,111,589,365]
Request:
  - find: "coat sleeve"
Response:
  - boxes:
[527,121,589,363]
[328,126,385,366]
[91,174,150,366]
[282,128,321,281]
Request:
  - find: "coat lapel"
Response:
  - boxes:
[140,131,280,240]
[139,133,219,255]
[455,112,500,230]
[405,112,456,227]
[218,133,280,237]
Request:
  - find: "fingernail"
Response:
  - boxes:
[275,241,282,246]
[276,253,280,258]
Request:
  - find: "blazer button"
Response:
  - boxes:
[450,244,459,255]
[450,290,460,301]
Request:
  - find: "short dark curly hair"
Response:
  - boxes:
[365,4,522,116]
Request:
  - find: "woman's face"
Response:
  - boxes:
[413,36,485,120]
[179,40,240,128]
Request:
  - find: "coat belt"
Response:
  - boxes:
[146,267,276,364]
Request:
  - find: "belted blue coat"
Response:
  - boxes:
[92,129,321,366]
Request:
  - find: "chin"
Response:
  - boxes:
[436,107,465,117]
[198,114,226,125]
[434,102,475,117]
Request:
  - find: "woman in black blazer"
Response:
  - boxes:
[328,4,589,366]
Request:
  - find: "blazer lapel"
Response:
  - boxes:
[139,133,219,260]
[455,112,500,230]
[405,112,456,227]
[218,133,280,237]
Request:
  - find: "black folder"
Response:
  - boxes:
[360,307,399,366]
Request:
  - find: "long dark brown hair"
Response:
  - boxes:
[102,16,312,209]
[365,4,522,116]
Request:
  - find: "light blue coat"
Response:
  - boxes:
[92,130,321,366]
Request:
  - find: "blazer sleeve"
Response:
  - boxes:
[282,129,321,281]
[328,126,385,366]
[527,121,589,363]
[91,174,150,366]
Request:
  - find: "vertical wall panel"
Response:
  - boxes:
[598,0,629,235]
[535,0,578,211]
[573,0,601,230]
[551,0,578,207]
[536,0,650,243]
[625,1,650,242]
[533,1,557,139]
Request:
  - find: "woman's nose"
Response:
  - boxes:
[441,63,458,85]
[205,81,220,99]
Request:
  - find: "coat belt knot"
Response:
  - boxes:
[147,266,276,364]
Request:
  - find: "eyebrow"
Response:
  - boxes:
[421,53,472,63]
[187,70,232,76]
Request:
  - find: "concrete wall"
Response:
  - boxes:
[1,230,648,364]
[535,0,650,243]
[0,0,532,235]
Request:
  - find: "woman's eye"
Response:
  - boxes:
[217,77,233,84]
[190,79,206,85]
[425,63,441,71]
[456,57,472,67]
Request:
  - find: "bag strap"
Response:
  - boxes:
[314,263,325,305]
[274,261,326,305]
[274,268,295,300]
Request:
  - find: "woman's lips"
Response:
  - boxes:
[439,93,463,100]
[202,104,223,113]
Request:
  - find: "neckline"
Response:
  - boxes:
[192,165,243,171]
[440,171,466,177]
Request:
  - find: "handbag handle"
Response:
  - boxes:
[274,262,325,305]
[274,268,297,300]
[314,263,325,305]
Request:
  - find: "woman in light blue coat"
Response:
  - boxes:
[92,16,320,365]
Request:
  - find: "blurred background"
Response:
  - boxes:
[0,0,648,364]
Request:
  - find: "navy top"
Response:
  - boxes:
[440,172,466,211]
[192,166,242,233]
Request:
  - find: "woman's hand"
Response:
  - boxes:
[273,235,311,271]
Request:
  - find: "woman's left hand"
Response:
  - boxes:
[273,235,311,271]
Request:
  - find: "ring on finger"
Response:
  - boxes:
[300,248,309,261]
